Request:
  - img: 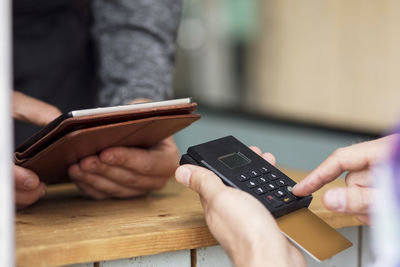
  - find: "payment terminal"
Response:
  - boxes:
[180,136,352,262]
[180,135,312,218]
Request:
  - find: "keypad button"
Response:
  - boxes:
[264,183,276,191]
[254,187,266,195]
[249,170,260,178]
[286,180,296,187]
[276,179,286,186]
[237,174,249,182]
[260,167,270,174]
[267,173,279,181]
[286,186,293,193]
[274,190,286,198]
[245,179,258,188]
[256,177,267,184]
[264,194,283,208]
[282,195,295,204]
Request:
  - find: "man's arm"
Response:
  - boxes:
[92,0,182,106]
[68,0,182,199]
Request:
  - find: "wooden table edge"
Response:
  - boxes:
[16,168,362,266]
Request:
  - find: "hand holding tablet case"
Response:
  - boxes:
[14,98,200,185]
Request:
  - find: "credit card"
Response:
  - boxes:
[277,208,353,262]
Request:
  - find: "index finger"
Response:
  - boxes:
[293,136,391,196]
[13,91,61,126]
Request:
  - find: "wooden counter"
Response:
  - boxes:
[16,169,361,267]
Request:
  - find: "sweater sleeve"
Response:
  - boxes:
[92,0,182,106]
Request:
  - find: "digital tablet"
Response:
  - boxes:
[16,98,192,154]
[14,98,200,184]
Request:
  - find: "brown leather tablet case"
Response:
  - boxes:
[14,102,200,184]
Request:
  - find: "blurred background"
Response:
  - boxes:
[173,0,400,171]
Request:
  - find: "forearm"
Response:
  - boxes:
[92,0,182,106]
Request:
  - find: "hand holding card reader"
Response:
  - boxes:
[180,135,312,217]
[180,136,352,262]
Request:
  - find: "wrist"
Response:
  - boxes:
[233,249,290,267]
[228,234,281,267]
[231,235,303,267]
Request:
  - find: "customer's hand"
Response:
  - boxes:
[175,148,306,267]
[68,136,179,199]
[12,91,62,208]
[293,135,397,224]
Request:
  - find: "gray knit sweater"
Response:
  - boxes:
[12,0,182,146]
[92,0,182,106]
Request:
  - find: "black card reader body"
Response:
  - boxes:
[180,136,313,218]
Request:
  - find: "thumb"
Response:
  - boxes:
[323,187,375,214]
[175,164,225,200]
[13,91,62,126]
[14,164,40,190]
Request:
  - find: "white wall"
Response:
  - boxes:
[0,0,14,266]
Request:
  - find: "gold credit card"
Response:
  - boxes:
[277,208,353,262]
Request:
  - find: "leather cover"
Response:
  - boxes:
[15,103,200,184]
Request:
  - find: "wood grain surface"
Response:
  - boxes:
[16,168,361,267]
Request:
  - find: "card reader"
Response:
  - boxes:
[181,135,312,217]
[180,136,352,262]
